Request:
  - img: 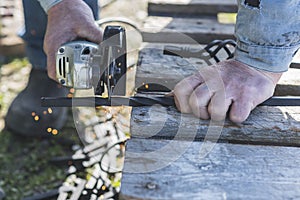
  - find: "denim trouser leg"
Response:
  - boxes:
[234,0,300,72]
[21,0,99,70]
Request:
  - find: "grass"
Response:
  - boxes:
[0,58,82,199]
[0,128,78,199]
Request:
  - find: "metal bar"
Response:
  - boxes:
[41,96,300,107]
[261,96,300,106]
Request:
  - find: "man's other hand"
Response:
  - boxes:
[173,60,282,123]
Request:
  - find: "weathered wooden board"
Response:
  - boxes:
[274,68,300,96]
[136,43,300,96]
[131,104,300,146]
[142,17,235,44]
[148,0,238,17]
[120,138,300,200]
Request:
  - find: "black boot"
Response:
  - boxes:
[5,68,69,137]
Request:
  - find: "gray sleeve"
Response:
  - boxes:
[37,0,63,13]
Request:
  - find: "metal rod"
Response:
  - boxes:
[261,96,300,106]
[41,96,300,107]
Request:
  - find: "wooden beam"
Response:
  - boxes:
[120,138,300,200]
[131,105,300,147]
[142,17,235,44]
[148,0,238,17]
[274,68,300,96]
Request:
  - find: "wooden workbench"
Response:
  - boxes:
[120,0,300,199]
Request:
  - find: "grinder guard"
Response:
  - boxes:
[96,26,127,97]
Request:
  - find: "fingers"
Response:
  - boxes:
[46,51,58,80]
[188,84,211,119]
[175,60,280,123]
[177,65,230,121]
[77,23,103,44]
[47,56,56,80]
[208,92,232,121]
[46,26,102,80]
[228,87,273,123]
[189,84,232,121]
[175,75,255,123]
[45,32,75,80]
[229,97,254,123]
[173,74,204,113]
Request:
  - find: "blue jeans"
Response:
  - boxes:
[21,0,99,69]
[234,0,300,72]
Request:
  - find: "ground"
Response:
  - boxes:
[0,0,147,199]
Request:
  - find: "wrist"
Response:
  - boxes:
[259,69,283,85]
[234,60,283,85]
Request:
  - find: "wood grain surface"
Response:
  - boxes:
[120,138,300,200]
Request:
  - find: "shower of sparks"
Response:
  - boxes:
[48,108,53,114]
[34,115,39,121]
[52,129,58,135]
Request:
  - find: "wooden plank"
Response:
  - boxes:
[131,105,300,147]
[120,138,300,200]
[148,0,238,17]
[274,68,300,96]
[142,17,235,44]
[136,43,300,96]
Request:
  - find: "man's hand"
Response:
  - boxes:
[44,0,102,80]
[173,60,282,123]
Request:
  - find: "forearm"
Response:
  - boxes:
[37,0,62,12]
[234,0,300,73]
